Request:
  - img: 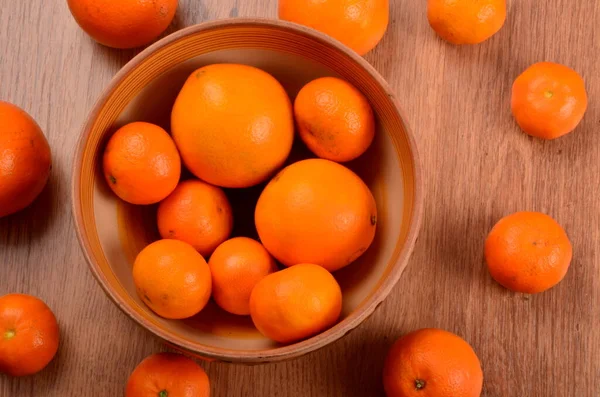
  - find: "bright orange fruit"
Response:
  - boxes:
[209,237,277,316]
[255,159,377,272]
[0,101,51,218]
[67,0,178,49]
[383,328,483,397]
[485,211,572,294]
[126,352,210,397]
[171,64,294,188]
[279,0,389,56]
[133,239,212,319]
[249,264,342,343]
[295,77,375,162]
[157,179,233,257]
[0,294,59,377]
[511,62,588,140]
[427,0,506,45]
[103,122,181,205]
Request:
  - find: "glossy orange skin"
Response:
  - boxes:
[0,101,51,218]
[0,294,59,377]
[133,239,212,319]
[485,211,572,294]
[511,62,588,140]
[67,0,178,49]
[427,0,506,45]
[103,122,181,205]
[383,328,483,397]
[209,237,277,315]
[295,77,375,162]
[126,352,210,397]
[279,0,389,56]
[157,179,233,257]
[255,159,377,272]
[171,64,294,188]
[249,264,342,343]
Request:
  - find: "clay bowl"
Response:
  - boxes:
[72,18,423,364]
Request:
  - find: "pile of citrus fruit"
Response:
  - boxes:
[104,63,378,343]
[0,0,590,395]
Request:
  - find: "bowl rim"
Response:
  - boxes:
[71,17,424,363]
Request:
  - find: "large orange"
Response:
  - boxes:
[171,64,294,188]
[427,0,506,45]
[255,159,377,272]
[511,62,588,140]
[103,122,181,205]
[383,328,483,397]
[295,77,375,162]
[133,239,212,319]
[126,352,210,397]
[209,237,277,316]
[157,179,233,257]
[279,0,389,56]
[0,294,59,377]
[0,101,51,218]
[67,0,178,49]
[249,264,342,343]
[485,211,572,294]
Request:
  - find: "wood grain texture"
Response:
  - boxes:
[0,0,598,395]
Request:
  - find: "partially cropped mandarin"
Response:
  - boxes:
[103,122,181,205]
[126,353,210,397]
[157,179,233,257]
[255,159,377,272]
[295,77,375,162]
[0,101,52,218]
[171,64,294,188]
[279,0,389,56]
[427,0,506,45]
[67,0,178,49]
[485,211,572,294]
[133,239,212,319]
[511,62,588,140]
[249,264,342,343]
[209,237,277,316]
[0,294,59,377]
[383,328,483,397]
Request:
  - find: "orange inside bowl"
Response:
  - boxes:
[71,18,423,363]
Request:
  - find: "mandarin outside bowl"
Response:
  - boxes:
[72,18,423,363]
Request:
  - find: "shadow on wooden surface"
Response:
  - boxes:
[93,44,140,71]
[335,333,393,397]
[0,178,58,245]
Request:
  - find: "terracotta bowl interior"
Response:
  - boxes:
[73,20,421,362]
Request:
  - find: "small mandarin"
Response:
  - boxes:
[103,122,181,205]
[157,179,233,257]
[511,62,588,139]
[249,264,342,343]
[0,101,52,218]
[295,77,375,162]
[485,211,572,294]
[126,352,210,397]
[67,0,178,49]
[209,237,277,316]
[279,0,389,56]
[0,294,59,377]
[427,0,506,45]
[383,328,483,397]
[133,239,212,319]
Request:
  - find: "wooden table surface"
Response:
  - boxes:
[1,1,599,396]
